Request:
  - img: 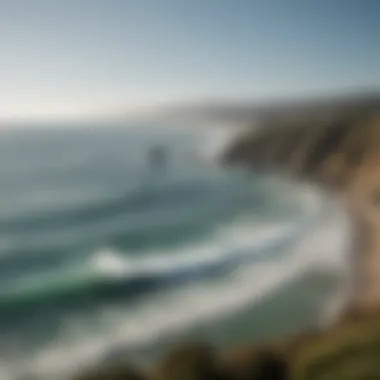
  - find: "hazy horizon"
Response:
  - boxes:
[1,0,379,123]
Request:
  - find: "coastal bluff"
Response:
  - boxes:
[222,106,380,313]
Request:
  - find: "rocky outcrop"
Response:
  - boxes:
[154,343,223,380]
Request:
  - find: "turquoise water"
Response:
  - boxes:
[0,124,333,379]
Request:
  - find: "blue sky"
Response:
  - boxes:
[1,0,379,120]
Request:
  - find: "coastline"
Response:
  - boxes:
[74,107,380,379]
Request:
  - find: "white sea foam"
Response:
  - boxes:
[90,180,325,282]
[0,213,303,306]
[90,218,301,280]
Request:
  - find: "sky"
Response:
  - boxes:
[1,0,379,121]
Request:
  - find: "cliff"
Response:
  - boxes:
[222,103,380,313]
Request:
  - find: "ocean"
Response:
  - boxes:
[0,123,351,379]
